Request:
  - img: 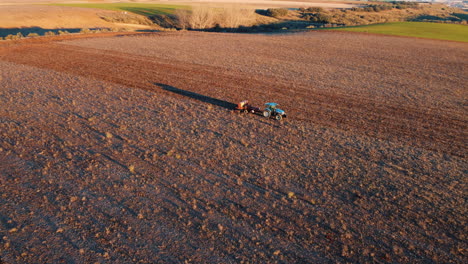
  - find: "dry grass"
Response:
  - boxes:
[0,5,117,29]
[99,12,154,26]
[217,6,256,28]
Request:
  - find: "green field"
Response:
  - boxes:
[327,22,468,42]
[52,3,188,16]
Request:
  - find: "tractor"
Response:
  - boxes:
[263,103,286,120]
[235,101,286,121]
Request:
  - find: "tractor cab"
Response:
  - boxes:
[264,102,278,110]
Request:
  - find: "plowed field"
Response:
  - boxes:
[0,31,466,263]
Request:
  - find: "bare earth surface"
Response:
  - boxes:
[0,31,467,263]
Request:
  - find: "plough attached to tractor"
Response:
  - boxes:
[235,100,287,121]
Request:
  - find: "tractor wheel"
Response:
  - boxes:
[263,110,271,118]
[275,115,282,121]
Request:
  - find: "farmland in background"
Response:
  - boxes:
[327,22,468,42]
[52,2,188,16]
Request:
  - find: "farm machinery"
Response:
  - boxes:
[235,100,287,120]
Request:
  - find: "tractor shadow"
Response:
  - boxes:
[154,83,236,110]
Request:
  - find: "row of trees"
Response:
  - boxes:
[175,6,255,30]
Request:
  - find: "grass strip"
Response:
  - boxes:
[327,22,468,42]
[51,3,188,16]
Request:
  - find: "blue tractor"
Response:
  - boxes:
[263,103,286,121]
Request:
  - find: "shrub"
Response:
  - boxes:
[58,30,69,35]
[307,7,324,13]
[80,28,91,34]
[188,6,215,29]
[349,3,417,13]
[309,13,331,23]
[4,33,24,40]
[44,31,56,36]
[382,5,392,11]
[148,14,175,28]
[26,32,40,38]
[175,9,190,29]
[391,1,418,9]
[15,33,24,39]
[266,8,289,18]
[219,7,250,29]
[175,7,257,30]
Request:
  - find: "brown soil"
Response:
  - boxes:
[0,31,466,263]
